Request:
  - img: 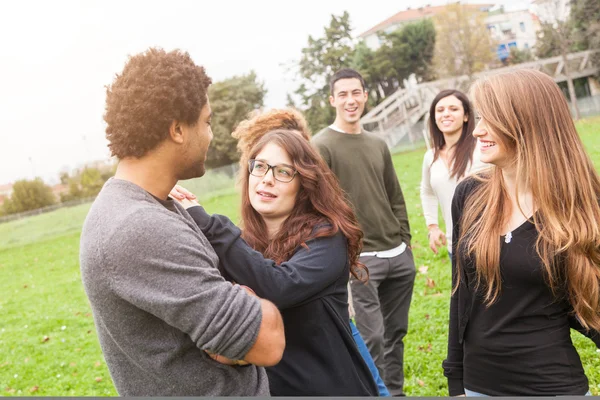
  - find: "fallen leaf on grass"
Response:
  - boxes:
[24,358,29,363]
[5,387,15,394]
[69,362,76,367]
[41,336,50,343]
[426,278,436,288]
[425,314,430,320]
[95,377,102,382]
[418,379,425,387]
[418,266,428,275]
[29,386,39,393]
[94,361,101,367]
[23,285,28,289]
[418,343,433,352]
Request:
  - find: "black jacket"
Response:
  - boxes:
[188,206,378,396]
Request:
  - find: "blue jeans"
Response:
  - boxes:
[350,319,390,396]
[465,388,592,396]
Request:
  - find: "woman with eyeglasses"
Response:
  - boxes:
[169,109,379,396]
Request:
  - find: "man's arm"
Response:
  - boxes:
[382,145,411,245]
[312,140,332,169]
[105,210,285,365]
[244,299,285,365]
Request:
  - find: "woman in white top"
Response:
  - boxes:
[420,90,486,254]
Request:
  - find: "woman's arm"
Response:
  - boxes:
[442,181,471,396]
[187,206,348,309]
[421,151,440,227]
[421,152,447,253]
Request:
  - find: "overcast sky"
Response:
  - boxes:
[0,0,529,185]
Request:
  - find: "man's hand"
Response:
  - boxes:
[205,351,249,366]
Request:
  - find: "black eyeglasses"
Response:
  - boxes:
[248,159,297,183]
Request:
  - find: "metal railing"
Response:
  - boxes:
[361,50,600,144]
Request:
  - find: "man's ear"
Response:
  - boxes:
[169,120,185,144]
[329,95,335,107]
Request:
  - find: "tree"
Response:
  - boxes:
[506,47,535,65]
[294,12,356,133]
[206,71,266,168]
[59,171,70,185]
[570,0,600,80]
[534,22,565,58]
[59,163,116,202]
[534,0,581,119]
[2,178,55,214]
[389,19,436,82]
[79,167,105,197]
[358,19,436,104]
[433,3,495,79]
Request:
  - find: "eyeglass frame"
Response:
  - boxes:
[247,159,298,183]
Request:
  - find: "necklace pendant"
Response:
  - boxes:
[505,231,512,243]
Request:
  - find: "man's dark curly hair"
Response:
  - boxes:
[104,48,212,159]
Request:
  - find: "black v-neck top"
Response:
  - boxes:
[443,177,600,396]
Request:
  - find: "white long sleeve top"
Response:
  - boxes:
[420,144,488,252]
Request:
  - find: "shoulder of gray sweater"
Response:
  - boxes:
[86,184,197,251]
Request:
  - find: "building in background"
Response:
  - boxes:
[532,0,570,23]
[358,2,541,62]
[359,3,494,50]
[486,8,540,61]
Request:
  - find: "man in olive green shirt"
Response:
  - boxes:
[312,68,416,396]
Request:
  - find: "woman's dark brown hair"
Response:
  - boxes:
[239,129,367,281]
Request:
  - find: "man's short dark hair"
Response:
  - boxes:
[104,48,212,159]
[329,68,366,95]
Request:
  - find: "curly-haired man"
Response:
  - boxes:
[79,48,285,396]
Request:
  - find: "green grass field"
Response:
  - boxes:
[1,117,599,396]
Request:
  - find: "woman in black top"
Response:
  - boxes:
[170,111,378,396]
[443,69,600,396]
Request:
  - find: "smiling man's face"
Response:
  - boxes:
[329,78,368,128]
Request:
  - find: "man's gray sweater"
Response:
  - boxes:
[79,178,269,396]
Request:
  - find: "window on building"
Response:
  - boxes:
[520,22,525,32]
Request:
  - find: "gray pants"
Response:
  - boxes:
[350,248,416,396]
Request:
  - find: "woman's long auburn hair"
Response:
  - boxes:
[234,110,367,281]
[428,89,477,179]
[458,69,600,331]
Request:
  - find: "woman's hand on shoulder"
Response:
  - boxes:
[169,184,200,209]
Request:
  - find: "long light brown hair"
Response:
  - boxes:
[459,69,600,331]
[234,110,367,281]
